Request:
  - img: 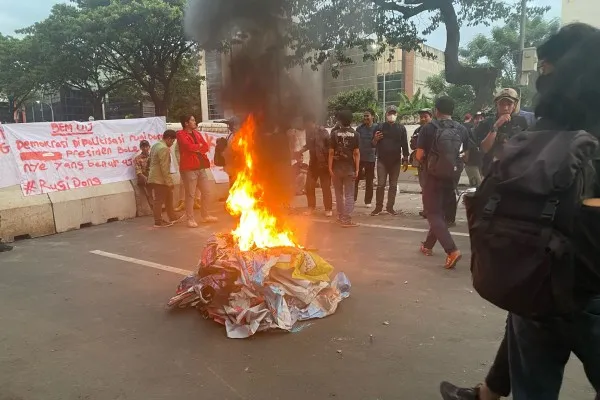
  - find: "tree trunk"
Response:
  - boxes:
[438,0,499,111]
[91,97,104,120]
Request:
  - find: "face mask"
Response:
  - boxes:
[387,114,397,123]
[535,73,552,93]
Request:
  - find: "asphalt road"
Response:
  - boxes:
[0,195,595,400]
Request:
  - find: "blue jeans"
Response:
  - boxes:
[507,296,600,400]
[422,176,457,254]
[181,169,211,221]
[332,174,355,222]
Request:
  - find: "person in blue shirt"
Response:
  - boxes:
[354,109,378,208]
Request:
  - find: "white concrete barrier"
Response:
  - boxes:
[49,181,137,233]
[0,185,56,242]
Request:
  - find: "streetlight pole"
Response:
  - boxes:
[36,100,55,122]
[517,0,527,84]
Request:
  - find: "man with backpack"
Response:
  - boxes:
[415,96,469,269]
[371,105,410,216]
[439,22,600,400]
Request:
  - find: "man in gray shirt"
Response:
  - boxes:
[354,109,378,208]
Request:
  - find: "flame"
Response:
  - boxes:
[226,115,299,251]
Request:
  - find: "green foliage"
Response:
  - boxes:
[425,72,476,120]
[397,89,433,118]
[167,54,205,122]
[327,88,378,115]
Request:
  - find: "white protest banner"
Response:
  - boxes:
[199,131,230,184]
[3,117,166,196]
[0,124,22,189]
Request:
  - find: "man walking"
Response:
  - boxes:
[329,109,360,227]
[371,105,410,216]
[416,97,469,269]
[298,114,333,217]
[354,109,378,208]
[177,114,218,228]
[148,130,182,228]
[134,140,153,209]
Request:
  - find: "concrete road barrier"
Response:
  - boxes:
[49,181,136,233]
[0,185,56,242]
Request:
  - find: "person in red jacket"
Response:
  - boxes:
[177,114,218,228]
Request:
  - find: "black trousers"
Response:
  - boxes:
[306,167,332,211]
[485,325,511,397]
[354,161,375,204]
[152,184,177,224]
[443,163,464,224]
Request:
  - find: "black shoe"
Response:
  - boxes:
[439,381,479,400]
[0,242,13,252]
[370,208,383,216]
[386,209,399,216]
[154,220,174,228]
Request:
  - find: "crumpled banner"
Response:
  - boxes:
[168,233,351,338]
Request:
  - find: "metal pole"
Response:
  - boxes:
[32,104,35,122]
[382,73,386,112]
[40,102,44,122]
[49,103,55,122]
[517,0,527,84]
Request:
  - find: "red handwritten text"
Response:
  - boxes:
[51,122,94,136]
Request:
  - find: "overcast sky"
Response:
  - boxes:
[0,0,561,49]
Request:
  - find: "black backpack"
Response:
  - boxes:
[465,129,600,317]
[426,120,463,180]
[214,136,228,167]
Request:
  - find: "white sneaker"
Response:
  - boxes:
[325,210,333,217]
[365,203,373,208]
[187,220,199,228]
[202,216,218,223]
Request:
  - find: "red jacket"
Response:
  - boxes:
[176,129,210,171]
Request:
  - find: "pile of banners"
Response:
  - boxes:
[168,233,351,338]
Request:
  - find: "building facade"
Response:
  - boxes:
[562,0,600,28]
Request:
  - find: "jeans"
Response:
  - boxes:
[465,165,483,187]
[181,169,211,221]
[151,184,177,224]
[375,160,402,210]
[332,173,355,222]
[507,296,600,400]
[354,161,375,204]
[306,167,332,211]
[485,323,511,397]
[422,177,457,254]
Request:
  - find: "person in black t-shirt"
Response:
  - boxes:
[474,89,528,175]
[416,96,470,270]
[329,109,360,227]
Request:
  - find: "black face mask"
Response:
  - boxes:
[535,73,553,93]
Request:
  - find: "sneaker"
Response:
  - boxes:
[171,214,186,224]
[0,242,13,252]
[440,382,479,400]
[202,216,218,223]
[370,208,383,216]
[365,203,373,209]
[420,244,433,256]
[445,250,462,269]
[386,209,399,216]
[324,210,333,217]
[187,220,199,228]
[341,220,359,228]
[154,220,174,228]
[174,200,185,212]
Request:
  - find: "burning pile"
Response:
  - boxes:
[168,116,351,338]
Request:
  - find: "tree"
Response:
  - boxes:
[0,35,42,121]
[80,0,195,116]
[460,7,559,106]
[327,88,379,123]
[397,88,433,118]
[289,0,514,110]
[425,71,475,119]
[167,54,204,122]
[22,3,128,120]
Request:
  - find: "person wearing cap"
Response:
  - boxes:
[134,139,153,209]
[371,105,410,216]
[475,88,528,175]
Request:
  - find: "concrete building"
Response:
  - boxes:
[562,0,600,27]
[324,44,445,109]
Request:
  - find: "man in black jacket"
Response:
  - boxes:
[371,105,409,216]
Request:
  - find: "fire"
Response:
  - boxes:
[226,115,299,251]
